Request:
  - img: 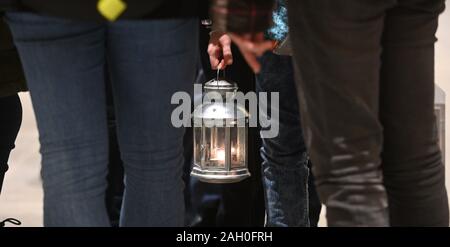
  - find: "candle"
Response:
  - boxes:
[211,148,225,162]
[211,147,238,163]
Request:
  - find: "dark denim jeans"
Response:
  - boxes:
[256,52,321,227]
[288,0,449,226]
[5,12,199,226]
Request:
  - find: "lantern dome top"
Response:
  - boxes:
[193,78,249,121]
[193,102,248,120]
[204,78,238,93]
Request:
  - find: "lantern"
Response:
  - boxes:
[191,78,250,183]
[435,84,445,165]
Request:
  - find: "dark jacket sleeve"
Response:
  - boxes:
[211,0,274,34]
[15,0,198,22]
[0,14,27,97]
[0,0,19,11]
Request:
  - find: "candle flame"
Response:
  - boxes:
[215,149,226,161]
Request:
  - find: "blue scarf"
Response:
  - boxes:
[266,0,288,42]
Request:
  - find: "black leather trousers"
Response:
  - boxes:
[288,0,449,226]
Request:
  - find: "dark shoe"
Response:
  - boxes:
[0,218,21,227]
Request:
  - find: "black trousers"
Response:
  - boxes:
[288,0,448,226]
[0,94,22,195]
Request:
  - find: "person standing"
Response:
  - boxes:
[4,0,199,226]
[0,12,27,227]
[0,13,26,196]
[255,0,322,226]
[185,11,265,226]
[211,0,449,226]
[207,0,321,227]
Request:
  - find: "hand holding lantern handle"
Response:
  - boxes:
[208,30,233,70]
[208,31,276,73]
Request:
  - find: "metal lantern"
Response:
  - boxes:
[435,84,445,166]
[191,78,250,183]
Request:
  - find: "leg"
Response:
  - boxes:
[307,162,322,227]
[380,0,448,226]
[0,94,22,195]
[219,44,265,227]
[189,26,226,227]
[288,0,394,226]
[106,18,199,226]
[197,23,265,226]
[6,13,110,226]
[105,75,125,227]
[256,52,321,226]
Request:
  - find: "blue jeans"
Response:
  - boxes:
[256,52,321,227]
[5,12,198,226]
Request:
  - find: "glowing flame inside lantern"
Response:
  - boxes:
[212,148,226,162]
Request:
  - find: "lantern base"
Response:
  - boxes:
[190,166,251,184]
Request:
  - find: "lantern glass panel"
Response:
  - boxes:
[229,125,244,168]
[204,126,226,169]
[240,125,247,166]
[194,126,202,166]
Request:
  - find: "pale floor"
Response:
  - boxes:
[1,10,450,227]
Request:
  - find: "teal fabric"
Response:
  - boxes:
[266,0,288,41]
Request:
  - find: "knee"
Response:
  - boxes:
[120,142,185,183]
[41,137,109,199]
[383,148,446,198]
[260,136,309,168]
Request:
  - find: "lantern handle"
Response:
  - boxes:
[216,68,226,83]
